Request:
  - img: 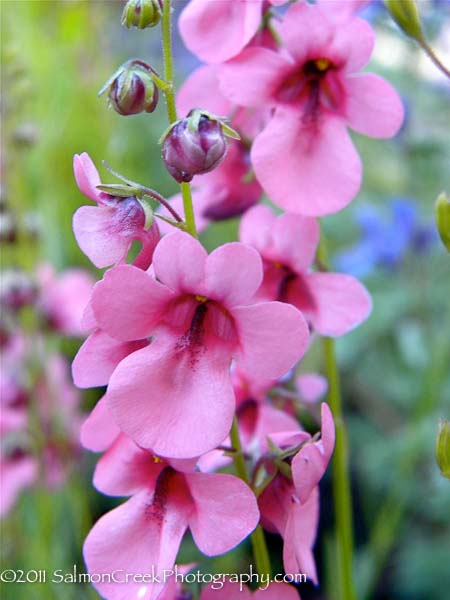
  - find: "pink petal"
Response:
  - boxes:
[72,329,147,388]
[252,109,362,216]
[330,16,375,72]
[187,472,259,555]
[278,2,335,64]
[201,581,252,600]
[306,272,372,337]
[73,152,102,203]
[205,243,262,306]
[219,47,292,107]
[80,395,121,452]
[92,265,172,341]
[179,0,263,64]
[283,487,319,584]
[272,213,320,272]
[346,73,404,138]
[153,232,208,295]
[93,434,162,497]
[296,373,328,404]
[108,336,235,458]
[254,583,301,599]
[73,206,131,268]
[239,204,275,253]
[233,302,309,379]
[177,65,232,118]
[83,485,189,600]
[292,404,335,504]
[0,456,37,518]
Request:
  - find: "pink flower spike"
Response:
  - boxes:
[292,403,335,505]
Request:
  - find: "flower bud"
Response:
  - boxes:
[436,419,450,480]
[434,191,450,252]
[385,0,423,40]
[99,60,158,116]
[121,0,162,29]
[161,110,234,183]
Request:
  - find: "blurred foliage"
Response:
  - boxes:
[1,1,449,600]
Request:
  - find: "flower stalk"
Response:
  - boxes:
[161,0,198,237]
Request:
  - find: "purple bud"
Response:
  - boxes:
[0,270,37,311]
[99,60,158,117]
[121,0,162,29]
[162,110,229,183]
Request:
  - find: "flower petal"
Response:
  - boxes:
[153,232,208,295]
[346,73,404,138]
[187,472,259,555]
[251,109,362,217]
[108,336,235,458]
[83,485,189,600]
[177,65,231,118]
[72,329,147,388]
[239,205,276,253]
[179,0,263,64]
[205,243,262,306]
[80,395,120,452]
[273,213,320,272]
[73,152,102,203]
[306,272,372,337]
[233,302,309,380]
[219,47,291,107]
[73,206,131,269]
[92,265,172,341]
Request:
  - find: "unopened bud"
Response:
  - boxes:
[0,270,37,311]
[436,419,450,480]
[121,0,162,29]
[161,110,238,183]
[99,60,158,116]
[434,191,450,252]
[385,0,423,40]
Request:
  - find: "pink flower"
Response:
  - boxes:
[201,580,300,599]
[89,231,309,458]
[258,404,335,584]
[73,152,160,269]
[84,435,259,600]
[296,373,328,405]
[220,2,404,216]
[179,0,287,64]
[239,205,372,337]
[36,263,94,336]
[0,453,37,518]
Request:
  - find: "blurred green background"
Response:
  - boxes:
[1,1,449,599]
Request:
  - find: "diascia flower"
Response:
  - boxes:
[87,231,309,458]
[219,1,404,216]
[73,152,159,269]
[83,434,259,600]
[258,404,335,584]
[239,205,372,337]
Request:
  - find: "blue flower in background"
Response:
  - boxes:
[335,199,436,277]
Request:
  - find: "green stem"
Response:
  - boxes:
[318,233,356,600]
[230,417,272,579]
[417,36,450,80]
[161,0,198,238]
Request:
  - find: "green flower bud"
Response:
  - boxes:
[121,0,162,29]
[436,419,450,480]
[385,0,423,40]
[99,60,158,116]
[435,192,450,252]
